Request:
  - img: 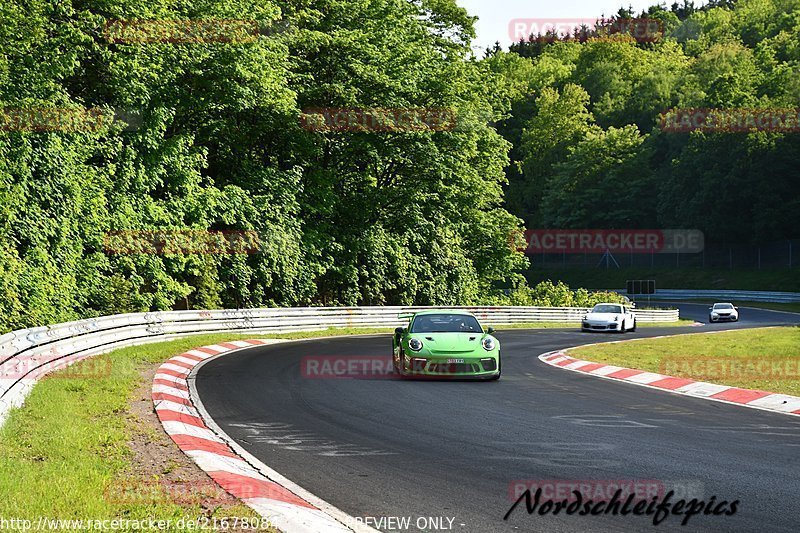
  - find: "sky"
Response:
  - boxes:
[455,0,678,53]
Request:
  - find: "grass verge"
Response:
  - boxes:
[569,327,800,396]
[0,333,270,531]
[0,321,693,527]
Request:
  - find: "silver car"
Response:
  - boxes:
[709,303,739,322]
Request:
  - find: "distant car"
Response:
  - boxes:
[709,303,739,322]
[392,310,501,380]
[581,303,636,333]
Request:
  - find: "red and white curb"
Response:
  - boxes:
[152,340,377,533]
[539,350,800,417]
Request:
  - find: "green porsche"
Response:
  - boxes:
[392,310,501,380]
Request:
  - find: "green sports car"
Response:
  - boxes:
[392,310,501,380]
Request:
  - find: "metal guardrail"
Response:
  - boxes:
[0,305,678,424]
[611,289,800,303]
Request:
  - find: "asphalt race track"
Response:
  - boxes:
[196,304,800,533]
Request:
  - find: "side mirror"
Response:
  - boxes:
[734,307,739,310]
[708,307,713,311]
[394,327,405,336]
[487,327,495,334]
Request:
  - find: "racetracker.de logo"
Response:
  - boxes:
[513,229,704,254]
[299,108,458,133]
[103,230,261,255]
[508,18,663,42]
[0,107,113,132]
[659,357,800,382]
[301,356,395,379]
[1,354,111,380]
[661,108,800,133]
[104,478,241,505]
[508,479,687,502]
[103,19,269,44]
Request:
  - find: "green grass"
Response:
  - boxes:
[0,333,265,530]
[569,327,800,396]
[524,267,800,292]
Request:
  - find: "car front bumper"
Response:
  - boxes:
[581,321,623,331]
[401,353,500,378]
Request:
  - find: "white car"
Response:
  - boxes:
[709,303,739,322]
[581,303,637,333]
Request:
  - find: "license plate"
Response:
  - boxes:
[447,359,465,364]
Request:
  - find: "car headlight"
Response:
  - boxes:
[711,312,719,316]
[408,338,423,352]
[482,336,496,351]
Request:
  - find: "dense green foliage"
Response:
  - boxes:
[487,280,625,307]
[494,0,800,241]
[0,0,527,331]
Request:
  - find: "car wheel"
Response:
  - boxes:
[394,350,406,377]
[618,322,626,333]
[630,319,637,332]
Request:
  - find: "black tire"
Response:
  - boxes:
[394,350,405,377]
[618,322,626,333]
[630,319,637,332]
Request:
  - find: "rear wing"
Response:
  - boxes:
[397,312,416,320]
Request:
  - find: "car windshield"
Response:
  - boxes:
[714,304,734,309]
[592,304,622,314]
[410,314,483,333]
